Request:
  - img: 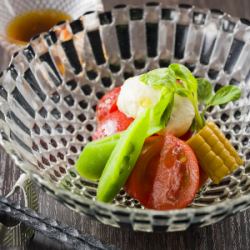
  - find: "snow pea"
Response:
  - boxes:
[75,133,121,180]
[96,109,150,202]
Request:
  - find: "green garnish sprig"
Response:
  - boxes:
[197,78,241,122]
[140,64,241,130]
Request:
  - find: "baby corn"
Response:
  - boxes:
[187,122,243,184]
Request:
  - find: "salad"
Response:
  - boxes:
[76,64,243,210]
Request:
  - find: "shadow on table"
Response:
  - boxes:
[28,233,68,250]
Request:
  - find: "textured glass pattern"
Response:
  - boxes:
[0,4,250,232]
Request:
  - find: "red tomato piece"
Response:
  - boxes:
[125,134,200,210]
[148,134,199,210]
[96,87,121,122]
[93,111,133,140]
[125,136,164,205]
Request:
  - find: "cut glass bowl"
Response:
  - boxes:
[0,3,250,232]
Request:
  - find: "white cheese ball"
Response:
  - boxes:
[117,76,161,118]
[117,76,195,137]
[165,95,195,137]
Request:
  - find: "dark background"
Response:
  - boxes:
[1,0,250,249]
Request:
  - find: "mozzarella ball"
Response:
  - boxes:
[165,95,195,137]
[117,76,161,118]
[117,76,195,137]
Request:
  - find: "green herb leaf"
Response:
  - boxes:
[169,64,204,130]
[207,85,241,107]
[169,64,197,93]
[197,78,212,103]
[175,85,190,97]
[140,68,176,89]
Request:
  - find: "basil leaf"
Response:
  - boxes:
[140,68,176,89]
[175,85,190,97]
[169,64,197,93]
[197,78,212,103]
[207,85,241,107]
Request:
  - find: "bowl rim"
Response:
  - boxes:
[1,3,250,220]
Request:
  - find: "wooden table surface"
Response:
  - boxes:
[0,0,250,249]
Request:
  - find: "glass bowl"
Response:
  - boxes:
[0,3,250,232]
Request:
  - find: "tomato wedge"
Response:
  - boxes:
[96,87,121,122]
[125,136,164,205]
[93,111,133,140]
[125,134,200,210]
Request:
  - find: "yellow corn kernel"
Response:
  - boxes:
[214,164,230,182]
[203,152,223,171]
[187,133,202,150]
[210,140,224,155]
[219,149,238,171]
[199,126,217,146]
[196,152,214,176]
[207,122,243,165]
[188,134,211,157]
[203,152,229,183]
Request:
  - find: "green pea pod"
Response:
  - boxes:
[75,133,121,180]
[96,109,150,202]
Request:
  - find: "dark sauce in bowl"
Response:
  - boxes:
[6,9,71,45]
